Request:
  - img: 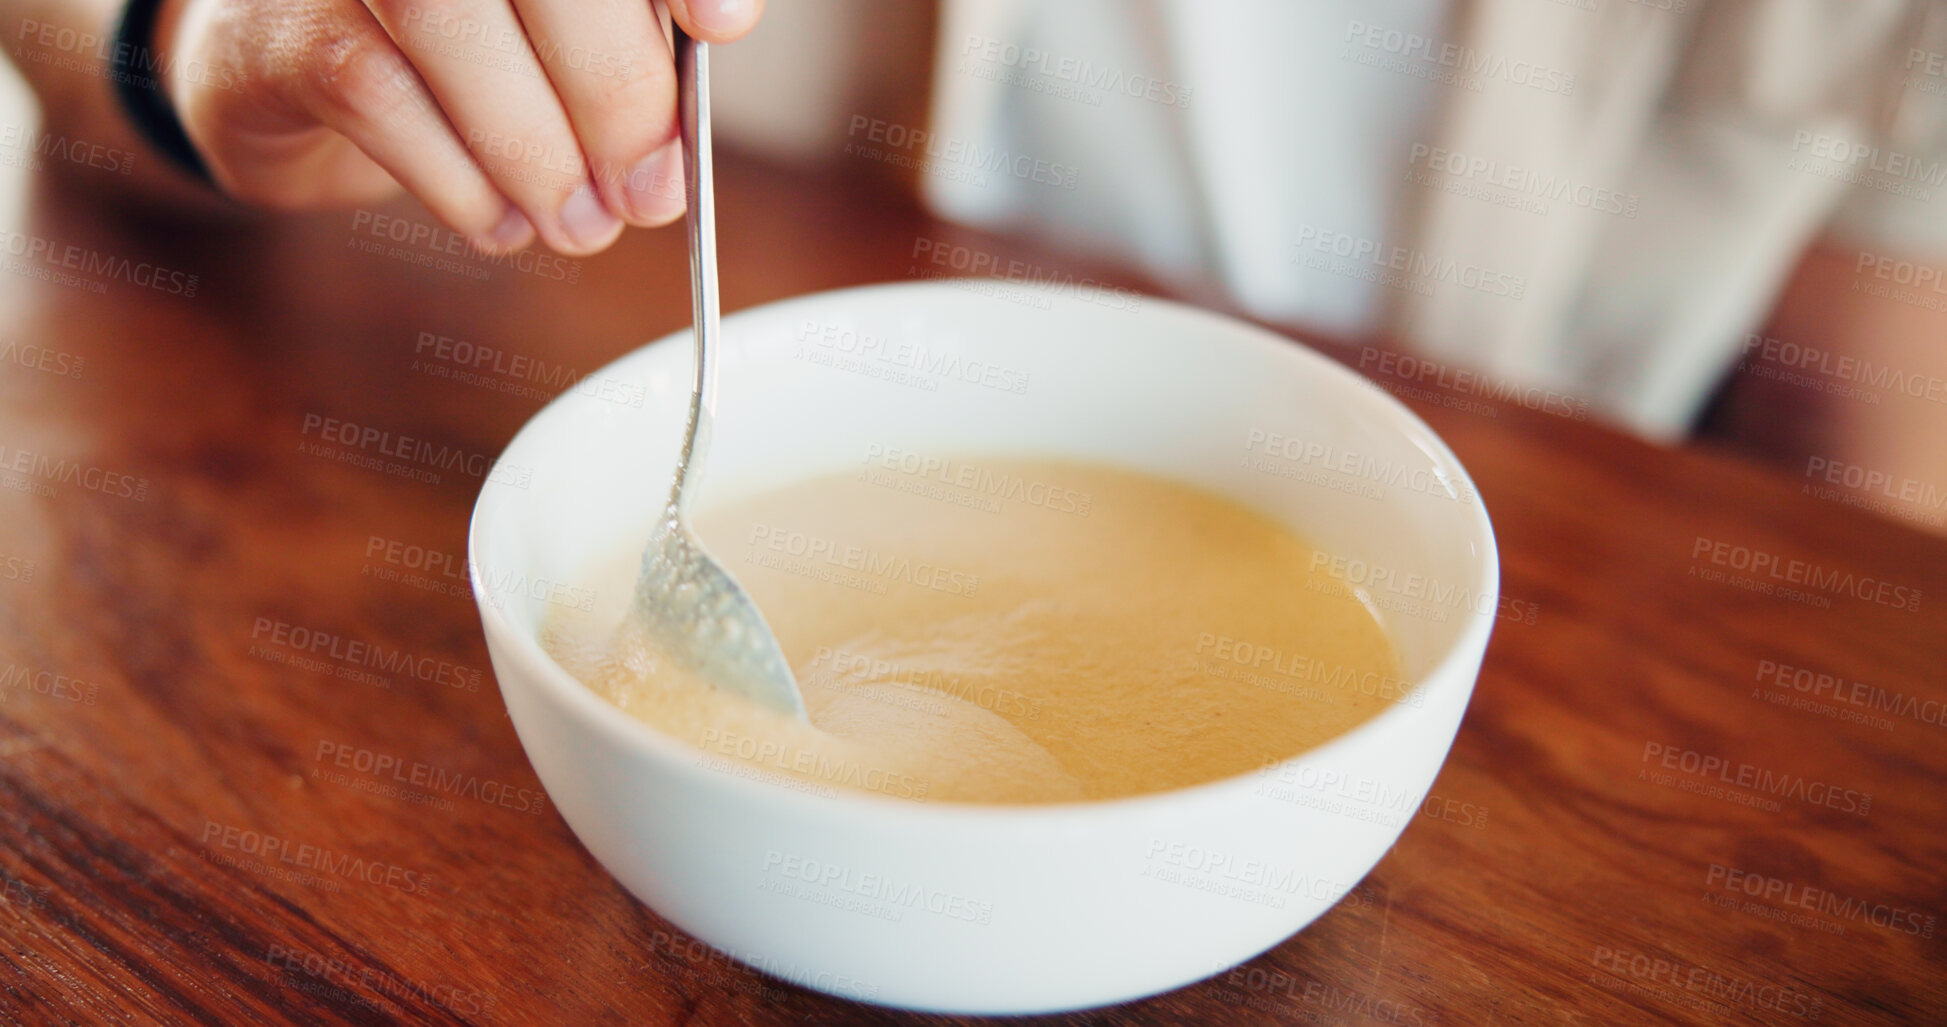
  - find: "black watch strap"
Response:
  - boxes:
[109,0,213,184]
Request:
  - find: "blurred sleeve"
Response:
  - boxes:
[1821,6,1947,258]
[925,0,1453,339]
[924,0,1939,442]
[1395,0,1924,441]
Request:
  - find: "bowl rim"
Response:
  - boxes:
[468,278,1500,823]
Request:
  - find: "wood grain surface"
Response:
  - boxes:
[0,154,1942,1026]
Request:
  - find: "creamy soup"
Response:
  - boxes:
[543,458,1406,804]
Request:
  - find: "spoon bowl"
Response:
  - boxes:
[628,27,806,719]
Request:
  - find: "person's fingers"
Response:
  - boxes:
[663,0,765,44]
[513,0,684,226]
[365,0,621,255]
[300,30,538,251]
[173,0,533,252]
[168,0,761,249]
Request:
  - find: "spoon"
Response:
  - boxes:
[628,25,807,719]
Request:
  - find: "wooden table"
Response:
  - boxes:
[1,152,1942,1026]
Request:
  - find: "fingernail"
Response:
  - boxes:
[486,205,533,250]
[687,0,756,36]
[560,184,623,251]
[623,141,685,224]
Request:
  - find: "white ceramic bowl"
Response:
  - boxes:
[469,280,1497,1014]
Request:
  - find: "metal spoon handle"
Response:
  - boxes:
[631,21,806,721]
[672,25,716,516]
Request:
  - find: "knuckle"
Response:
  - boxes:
[604,57,675,128]
[311,33,420,121]
[379,0,460,47]
[606,47,674,113]
[573,57,676,171]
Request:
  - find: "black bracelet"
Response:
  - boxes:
[109,0,213,183]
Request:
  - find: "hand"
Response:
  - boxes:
[154,0,761,254]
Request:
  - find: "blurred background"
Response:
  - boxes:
[708,0,1947,536]
[5,0,1945,532]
